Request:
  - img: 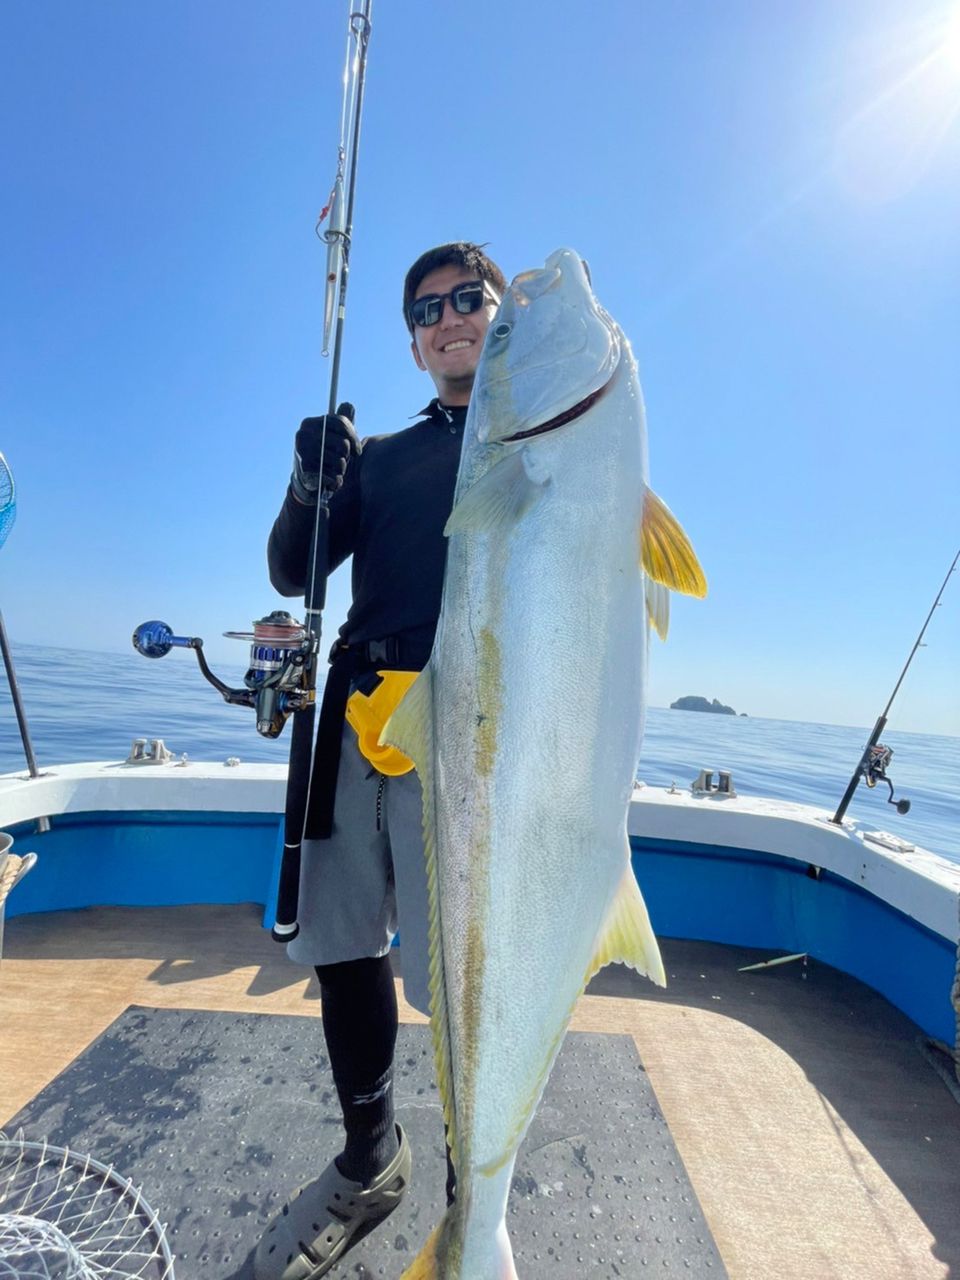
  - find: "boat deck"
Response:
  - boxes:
[1,902,958,1279]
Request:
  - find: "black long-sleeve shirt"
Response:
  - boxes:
[267,399,468,663]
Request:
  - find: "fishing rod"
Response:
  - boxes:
[831,547,959,826]
[277,0,373,942]
[131,1,374,942]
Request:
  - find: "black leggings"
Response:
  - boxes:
[315,954,399,1105]
[314,954,398,1182]
[315,952,455,1202]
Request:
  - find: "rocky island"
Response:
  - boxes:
[670,695,743,716]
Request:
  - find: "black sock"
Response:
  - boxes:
[315,954,401,1186]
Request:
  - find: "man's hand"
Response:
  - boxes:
[292,402,360,503]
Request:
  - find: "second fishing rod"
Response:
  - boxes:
[831,546,959,827]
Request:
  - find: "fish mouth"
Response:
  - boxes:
[500,376,613,443]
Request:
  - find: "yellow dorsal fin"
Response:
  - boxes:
[585,857,666,989]
[641,488,707,598]
[381,668,459,1158]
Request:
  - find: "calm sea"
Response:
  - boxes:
[2,641,958,862]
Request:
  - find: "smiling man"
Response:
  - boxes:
[257,242,507,1280]
[408,263,496,404]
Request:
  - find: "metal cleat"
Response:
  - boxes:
[125,738,174,765]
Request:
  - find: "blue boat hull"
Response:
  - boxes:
[5,808,955,1046]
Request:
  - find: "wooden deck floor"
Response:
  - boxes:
[1,902,958,1280]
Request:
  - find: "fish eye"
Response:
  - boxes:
[492,322,512,339]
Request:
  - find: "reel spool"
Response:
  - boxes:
[224,612,310,737]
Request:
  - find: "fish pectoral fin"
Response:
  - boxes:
[641,488,707,598]
[587,859,666,988]
[444,447,548,536]
[644,578,670,641]
[380,663,434,776]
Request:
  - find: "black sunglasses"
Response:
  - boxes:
[409,280,493,328]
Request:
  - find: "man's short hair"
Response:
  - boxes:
[403,242,508,334]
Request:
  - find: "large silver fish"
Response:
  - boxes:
[386,248,706,1279]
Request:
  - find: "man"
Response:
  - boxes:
[255,242,508,1280]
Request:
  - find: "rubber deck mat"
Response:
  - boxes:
[7,1006,726,1278]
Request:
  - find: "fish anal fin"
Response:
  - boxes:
[444,448,548,536]
[482,867,667,1181]
[469,858,668,1179]
[641,488,707,599]
[586,858,666,988]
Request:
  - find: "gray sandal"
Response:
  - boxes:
[253,1124,411,1280]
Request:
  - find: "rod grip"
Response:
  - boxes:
[272,704,316,940]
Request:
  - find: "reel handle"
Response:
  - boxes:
[132,620,201,659]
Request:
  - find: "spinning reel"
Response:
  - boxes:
[132,611,314,739]
[861,742,911,815]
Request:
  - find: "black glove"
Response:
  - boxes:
[291,402,359,503]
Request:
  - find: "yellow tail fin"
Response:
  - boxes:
[399,1217,518,1279]
[399,1224,441,1279]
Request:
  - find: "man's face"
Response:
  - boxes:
[410,265,498,405]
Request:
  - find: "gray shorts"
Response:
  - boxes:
[286,722,431,1015]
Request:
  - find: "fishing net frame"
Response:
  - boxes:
[0,1133,175,1279]
[0,454,15,551]
[0,453,14,552]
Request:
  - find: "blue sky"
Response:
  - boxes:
[2,0,958,735]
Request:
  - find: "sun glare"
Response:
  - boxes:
[834,4,960,200]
